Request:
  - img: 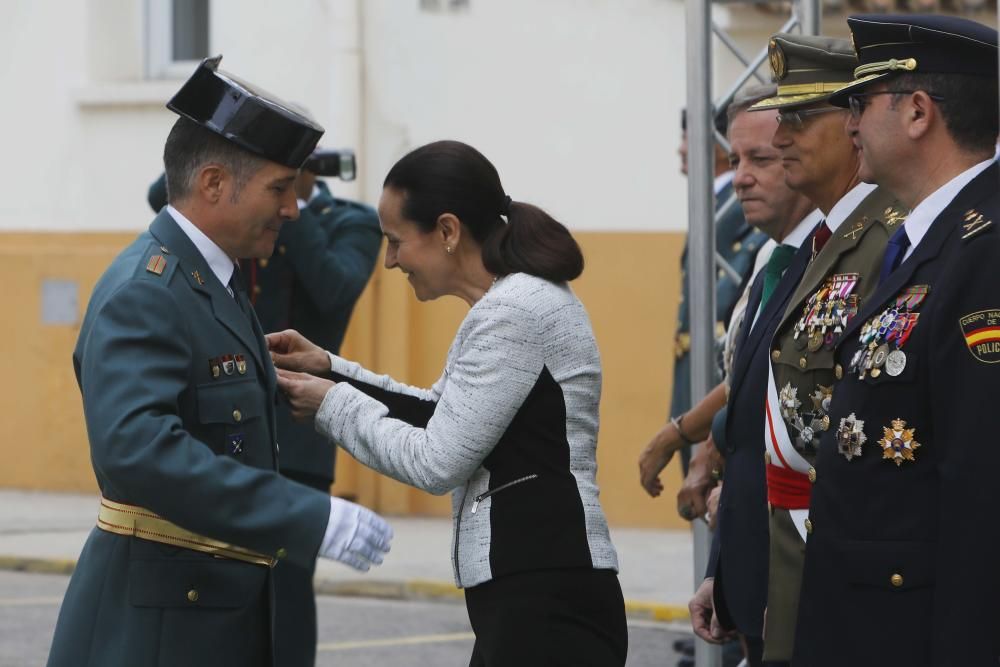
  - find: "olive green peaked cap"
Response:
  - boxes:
[751,33,858,111]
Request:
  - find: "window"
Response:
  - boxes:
[146,0,210,79]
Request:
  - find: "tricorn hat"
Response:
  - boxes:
[167,56,324,168]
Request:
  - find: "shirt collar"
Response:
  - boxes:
[901,156,996,255]
[782,208,824,250]
[166,205,236,289]
[714,170,735,196]
[824,182,878,233]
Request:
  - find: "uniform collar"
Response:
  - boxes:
[166,205,236,290]
[783,208,824,249]
[824,182,878,233]
[901,156,995,260]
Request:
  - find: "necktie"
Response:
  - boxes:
[878,225,910,285]
[812,220,832,257]
[760,244,797,309]
[229,265,254,323]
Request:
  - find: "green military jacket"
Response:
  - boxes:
[47,211,332,667]
[762,185,905,660]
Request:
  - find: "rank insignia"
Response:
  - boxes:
[146,254,166,275]
[227,433,244,456]
[222,354,236,375]
[883,207,906,227]
[879,418,921,466]
[192,270,205,285]
[962,209,992,239]
[842,221,865,240]
[235,354,248,375]
[208,357,221,379]
[837,413,867,461]
[960,309,1000,364]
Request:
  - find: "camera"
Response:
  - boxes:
[303,149,356,181]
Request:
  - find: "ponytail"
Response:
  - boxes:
[482,201,583,282]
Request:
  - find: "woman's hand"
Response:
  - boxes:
[276,368,337,421]
[267,329,330,375]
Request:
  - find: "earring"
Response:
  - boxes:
[446,246,453,254]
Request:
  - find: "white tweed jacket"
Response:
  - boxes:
[315,272,619,588]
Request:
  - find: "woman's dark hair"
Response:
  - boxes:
[383,140,584,282]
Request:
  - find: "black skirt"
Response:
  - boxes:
[465,568,628,666]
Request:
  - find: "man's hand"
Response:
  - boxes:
[638,424,680,497]
[319,496,393,572]
[689,578,733,644]
[676,436,717,521]
[276,369,336,420]
[267,329,330,375]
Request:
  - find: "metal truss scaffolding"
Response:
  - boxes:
[684,0,820,664]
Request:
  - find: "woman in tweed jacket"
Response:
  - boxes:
[272,140,626,666]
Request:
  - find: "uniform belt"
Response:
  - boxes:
[766,463,811,510]
[97,497,276,567]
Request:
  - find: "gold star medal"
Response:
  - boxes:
[837,413,867,461]
[879,418,921,466]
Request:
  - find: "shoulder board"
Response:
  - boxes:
[133,243,179,281]
[960,207,995,243]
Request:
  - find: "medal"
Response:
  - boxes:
[879,418,921,466]
[837,413,867,461]
[807,330,824,352]
[209,357,221,379]
[885,350,907,376]
[872,344,889,368]
[222,354,235,375]
[235,354,248,375]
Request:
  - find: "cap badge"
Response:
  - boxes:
[769,39,787,81]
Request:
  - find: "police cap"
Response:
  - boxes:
[829,14,999,107]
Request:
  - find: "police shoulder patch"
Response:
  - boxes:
[960,309,1000,363]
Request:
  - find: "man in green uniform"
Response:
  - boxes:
[148,148,382,667]
[746,34,904,663]
[47,57,392,667]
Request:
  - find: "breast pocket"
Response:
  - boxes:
[196,379,267,459]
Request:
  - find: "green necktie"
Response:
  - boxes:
[760,244,796,309]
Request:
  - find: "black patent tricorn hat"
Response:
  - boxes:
[167,56,324,168]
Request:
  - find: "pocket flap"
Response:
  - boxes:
[128,557,267,608]
[841,539,934,590]
[196,378,265,424]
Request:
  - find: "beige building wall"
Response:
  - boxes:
[0,0,818,528]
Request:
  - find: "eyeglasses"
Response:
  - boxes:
[775,107,844,130]
[847,90,945,119]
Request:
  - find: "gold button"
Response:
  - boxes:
[233,409,242,422]
[252,285,262,295]
[278,245,287,255]
[808,467,817,483]
[804,518,813,534]
[799,357,807,369]
[835,364,843,379]
[732,241,742,252]
[718,269,725,279]
[187,589,199,602]
[276,548,288,559]
[772,349,781,361]
[258,258,269,268]
[890,573,903,587]
[764,452,772,464]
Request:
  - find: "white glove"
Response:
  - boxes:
[319,496,393,571]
